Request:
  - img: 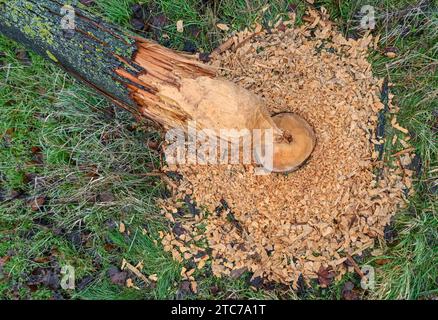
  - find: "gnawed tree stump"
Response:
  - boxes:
[0,0,316,172]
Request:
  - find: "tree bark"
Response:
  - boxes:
[0,0,215,127]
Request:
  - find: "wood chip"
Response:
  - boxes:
[216,23,230,31]
[119,222,126,233]
[176,20,184,33]
[190,281,198,293]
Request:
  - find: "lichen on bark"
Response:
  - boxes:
[0,0,142,113]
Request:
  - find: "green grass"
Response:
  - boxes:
[0,0,437,300]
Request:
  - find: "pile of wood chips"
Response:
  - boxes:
[158,9,414,287]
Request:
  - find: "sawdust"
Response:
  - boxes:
[158,9,414,286]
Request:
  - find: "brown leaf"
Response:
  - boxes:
[177,280,192,298]
[131,18,145,30]
[27,268,60,290]
[108,266,127,286]
[0,256,10,272]
[375,258,391,265]
[97,191,115,203]
[342,281,360,300]
[317,266,335,288]
[249,276,263,289]
[230,267,247,279]
[172,222,186,237]
[277,22,286,32]
[151,14,168,29]
[31,146,42,154]
[30,196,46,211]
[34,256,51,263]
[147,140,160,150]
[15,49,31,65]
[210,285,220,296]
[30,146,44,164]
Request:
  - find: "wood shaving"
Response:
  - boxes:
[160,9,413,286]
[217,23,230,31]
[119,222,126,233]
[176,20,184,33]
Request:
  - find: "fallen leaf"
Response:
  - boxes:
[131,3,150,21]
[76,276,93,290]
[342,281,359,300]
[30,146,44,164]
[177,280,192,298]
[0,256,10,267]
[131,18,145,30]
[183,41,197,53]
[210,285,220,296]
[317,266,335,288]
[30,196,46,211]
[197,259,206,270]
[172,222,186,237]
[151,14,168,31]
[108,266,127,286]
[230,267,247,279]
[147,140,160,150]
[27,268,60,290]
[375,258,391,265]
[97,191,115,203]
[15,49,31,65]
[249,276,263,289]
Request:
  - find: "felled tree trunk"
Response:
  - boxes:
[0,0,316,172]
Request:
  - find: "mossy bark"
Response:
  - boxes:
[0,0,152,116]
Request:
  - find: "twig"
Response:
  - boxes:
[121,259,150,284]
[346,253,366,280]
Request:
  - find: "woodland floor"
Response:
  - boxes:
[0,0,437,300]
